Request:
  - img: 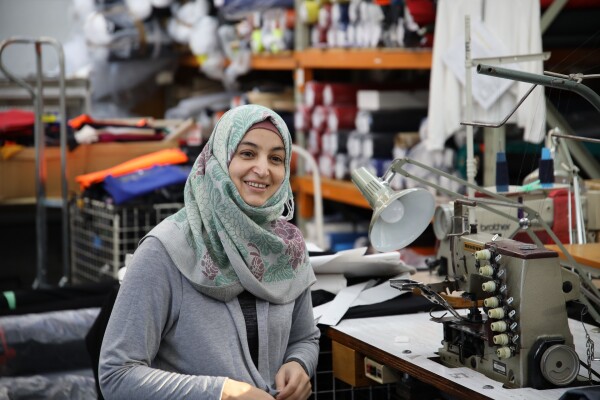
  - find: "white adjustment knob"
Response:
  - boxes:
[488,307,505,319]
[497,347,512,359]
[479,265,494,276]
[484,297,500,308]
[493,334,510,345]
[482,281,497,292]
[490,320,508,332]
[475,249,492,260]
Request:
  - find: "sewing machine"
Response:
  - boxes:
[350,63,600,391]
[392,199,583,389]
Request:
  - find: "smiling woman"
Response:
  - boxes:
[229,120,286,207]
[99,104,319,400]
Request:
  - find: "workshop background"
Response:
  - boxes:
[1,0,600,399]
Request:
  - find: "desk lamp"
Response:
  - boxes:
[351,167,435,252]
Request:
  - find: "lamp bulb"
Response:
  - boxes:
[380,200,405,224]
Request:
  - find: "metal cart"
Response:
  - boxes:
[0,37,69,287]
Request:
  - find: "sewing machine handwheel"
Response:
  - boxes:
[539,344,579,386]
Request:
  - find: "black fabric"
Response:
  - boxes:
[344,292,440,320]
[238,290,259,368]
[312,288,440,325]
[84,285,120,400]
[0,282,117,317]
[1,340,91,376]
[559,386,600,400]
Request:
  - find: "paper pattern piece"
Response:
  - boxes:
[315,272,412,326]
[310,247,415,277]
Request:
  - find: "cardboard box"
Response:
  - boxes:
[0,119,193,203]
[1,141,180,202]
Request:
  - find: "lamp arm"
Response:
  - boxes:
[386,157,600,322]
[477,64,600,113]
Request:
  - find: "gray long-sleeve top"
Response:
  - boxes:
[99,237,320,399]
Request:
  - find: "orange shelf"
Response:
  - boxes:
[182,48,432,71]
[291,176,370,219]
[249,52,297,70]
[295,48,432,70]
[180,52,296,70]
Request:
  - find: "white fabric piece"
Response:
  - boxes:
[425,0,545,151]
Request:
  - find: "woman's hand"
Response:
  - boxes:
[274,361,312,400]
[221,378,275,400]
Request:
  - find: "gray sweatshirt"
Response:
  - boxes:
[99,237,320,399]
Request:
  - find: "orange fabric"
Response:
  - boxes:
[75,148,188,189]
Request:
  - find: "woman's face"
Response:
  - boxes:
[229,128,286,207]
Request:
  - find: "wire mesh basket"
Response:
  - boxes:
[69,198,182,284]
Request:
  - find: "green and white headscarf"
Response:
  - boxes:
[145,104,315,304]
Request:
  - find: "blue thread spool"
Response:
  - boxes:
[539,147,554,188]
[495,152,509,193]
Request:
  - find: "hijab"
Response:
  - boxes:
[144,104,315,304]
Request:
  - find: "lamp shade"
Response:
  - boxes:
[351,167,435,252]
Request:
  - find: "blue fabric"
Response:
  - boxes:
[104,165,190,205]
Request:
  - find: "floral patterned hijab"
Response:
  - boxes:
[145,104,315,304]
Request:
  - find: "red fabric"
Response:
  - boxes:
[97,133,164,142]
[513,189,575,244]
[0,109,35,133]
[405,0,436,26]
[328,105,358,131]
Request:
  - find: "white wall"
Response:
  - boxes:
[0,0,75,77]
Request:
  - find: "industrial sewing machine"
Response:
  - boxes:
[393,199,582,389]
[350,63,600,390]
[352,157,600,390]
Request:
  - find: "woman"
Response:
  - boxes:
[99,104,320,399]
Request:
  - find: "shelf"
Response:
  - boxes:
[291,176,370,219]
[180,52,296,70]
[181,48,432,71]
[295,48,432,70]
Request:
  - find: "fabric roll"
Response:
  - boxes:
[328,130,352,156]
[326,25,350,48]
[327,105,358,132]
[323,83,368,106]
[355,108,427,134]
[310,25,328,47]
[348,156,370,175]
[332,2,351,25]
[368,158,394,177]
[347,130,364,158]
[304,81,326,107]
[299,0,319,24]
[362,132,396,159]
[294,105,313,131]
[308,128,326,155]
[357,90,429,111]
[334,153,349,180]
[318,153,335,179]
[311,105,330,132]
[0,308,99,376]
[346,22,359,47]
[318,3,332,28]
[321,132,333,155]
